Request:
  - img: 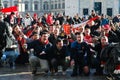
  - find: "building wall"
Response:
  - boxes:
[1,0,120,17]
[2,0,65,16]
[65,0,79,17]
[65,0,119,17]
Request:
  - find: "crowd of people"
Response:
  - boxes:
[0,10,120,78]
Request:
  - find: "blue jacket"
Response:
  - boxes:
[71,41,91,62]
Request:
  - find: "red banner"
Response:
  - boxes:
[87,16,99,23]
[63,24,71,35]
[1,6,18,13]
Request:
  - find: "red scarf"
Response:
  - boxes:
[39,38,49,45]
[115,65,120,70]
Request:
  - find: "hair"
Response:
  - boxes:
[40,30,49,36]
[55,38,63,44]
[29,32,38,38]
[75,32,81,35]
[11,12,15,15]
[101,36,108,42]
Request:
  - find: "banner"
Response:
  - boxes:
[1,6,18,13]
[73,20,88,28]
[73,16,99,28]
[63,24,71,35]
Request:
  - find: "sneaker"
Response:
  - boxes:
[62,72,66,75]
[53,72,58,76]
[106,74,115,80]
[71,73,78,77]
[0,62,3,67]
[9,62,15,69]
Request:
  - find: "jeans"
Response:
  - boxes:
[1,50,19,64]
[29,55,49,72]
[51,58,69,72]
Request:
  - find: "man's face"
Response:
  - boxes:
[53,28,59,36]
[101,36,108,45]
[76,34,83,43]
[41,34,49,43]
[56,41,63,50]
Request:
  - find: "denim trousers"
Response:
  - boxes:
[1,50,19,63]
[29,55,49,72]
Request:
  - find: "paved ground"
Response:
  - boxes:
[0,64,107,80]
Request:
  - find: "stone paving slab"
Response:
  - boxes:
[0,64,107,80]
[0,73,107,80]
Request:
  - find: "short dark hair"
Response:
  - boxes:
[30,32,38,38]
[55,38,63,44]
[11,12,15,15]
[75,32,81,35]
[40,30,49,36]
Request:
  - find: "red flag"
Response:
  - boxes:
[87,16,99,23]
[63,24,71,35]
[1,6,18,13]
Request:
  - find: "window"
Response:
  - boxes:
[119,0,120,13]
[58,3,61,9]
[4,4,8,8]
[25,1,29,11]
[51,4,53,9]
[34,1,38,10]
[35,4,38,10]
[62,3,65,9]
[43,1,49,10]
[55,3,57,9]
[107,8,112,16]
[94,2,102,15]
[14,1,18,6]
[3,1,8,8]
[83,8,89,15]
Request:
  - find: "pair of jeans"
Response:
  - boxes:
[1,50,19,64]
[29,55,49,72]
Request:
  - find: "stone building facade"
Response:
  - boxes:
[1,0,120,17]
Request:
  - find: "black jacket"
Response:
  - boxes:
[27,40,52,59]
[0,21,11,50]
[45,45,70,61]
[108,31,120,43]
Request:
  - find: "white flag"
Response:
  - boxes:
[73,21,88,28]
